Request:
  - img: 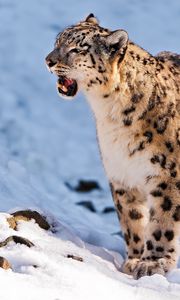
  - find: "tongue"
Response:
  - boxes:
[64,78,74,88]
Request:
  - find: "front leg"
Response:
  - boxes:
[133,176,180,279]
[110,183,148,274]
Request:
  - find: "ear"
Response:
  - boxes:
[85,13,99,25]
[105,30,128,59]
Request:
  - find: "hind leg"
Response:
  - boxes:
[133,176,180,279]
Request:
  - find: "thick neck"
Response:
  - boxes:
[86,42,157,123]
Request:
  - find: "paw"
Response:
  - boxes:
[122,258,140,275]
[133,259,167,279]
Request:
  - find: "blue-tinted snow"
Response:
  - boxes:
[0,1,180,298]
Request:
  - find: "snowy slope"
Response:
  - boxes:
[0,214,179,300]
[0,0,180,299]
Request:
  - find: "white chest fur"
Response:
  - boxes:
[87,93,157,191]
[97,121,153,189]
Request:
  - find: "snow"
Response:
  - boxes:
[0,217,179,300]
[0,0,180,299]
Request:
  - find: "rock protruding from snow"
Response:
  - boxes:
[67,254,83,262]
[0,257,11,270]
[76,200,96,212]
[7,210,50,231]
[65,179,101,192]
[0,236,34,248]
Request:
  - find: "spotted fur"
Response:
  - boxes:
[46,14,180,279]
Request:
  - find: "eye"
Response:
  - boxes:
[69,48,81,54]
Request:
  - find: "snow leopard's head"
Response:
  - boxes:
[45,14,128,99]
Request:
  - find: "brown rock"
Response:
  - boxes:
[11,210,50,230]
[67,254,83,262]
[0,235,34,248]
[0,257,11,270]
[7,217,17,230]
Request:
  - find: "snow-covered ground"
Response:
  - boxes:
[0,0,180,299]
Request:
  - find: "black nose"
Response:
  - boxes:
[45,58,57,68]
[45,49,60,68]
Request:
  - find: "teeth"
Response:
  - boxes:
[57,83,68,93]
[61,85,68,93]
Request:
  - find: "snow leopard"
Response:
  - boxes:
[45,14,180,279]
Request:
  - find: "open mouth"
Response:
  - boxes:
[56,76,78,97]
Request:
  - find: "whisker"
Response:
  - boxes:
[56,71,67,76]
[56,67,70,71]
